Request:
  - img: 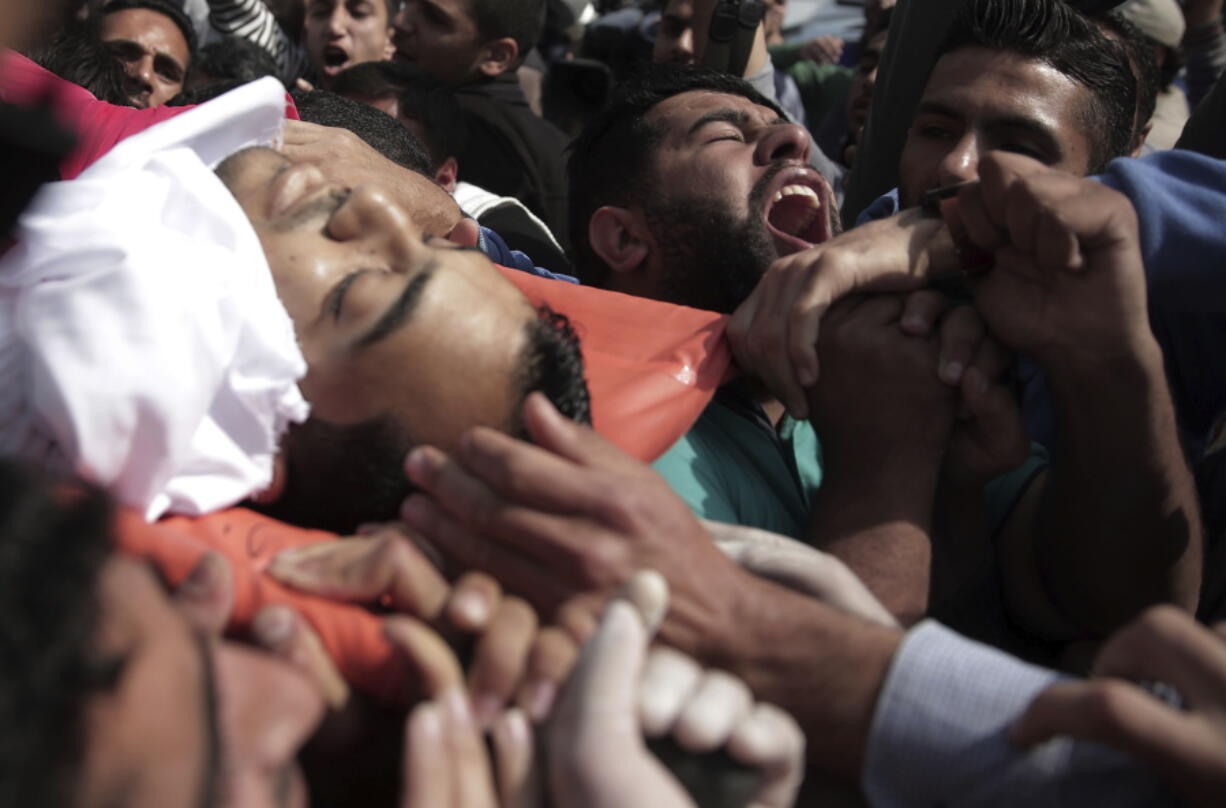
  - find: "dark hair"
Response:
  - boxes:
[513,305,592,434]
[291,88,435,177]
[1093,10,1159,146]
[330,61,469,167]
[471,0,547,67]
[939,0,1137,173]
[192,36,280,84]
[0,461,120,808]
[98,0,199,58]
[165,78,248,106]
[29,22,129,105]
[567,63,784,286]
[252,306,590,533]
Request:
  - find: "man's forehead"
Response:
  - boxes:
[647,91,777,136]
[925,47,1089,115]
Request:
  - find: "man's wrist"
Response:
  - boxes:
[712,583,902,777]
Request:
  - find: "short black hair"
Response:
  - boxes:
[512,305,592,434]
[291,88,435,177]
[330,61,469,167]
[251,306,590,534]
[567,63,784,286]
[98,0,199,59]
[0,461,120,808]
[939,0,1137,173]
[471,0,547,66]
[1094,10,1159,146]
[192,36,280,84]
[29,22,130,105]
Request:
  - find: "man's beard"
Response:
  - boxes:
[642,173,780,315]
[249,416,413,535]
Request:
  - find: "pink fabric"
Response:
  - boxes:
[0,50,299,179]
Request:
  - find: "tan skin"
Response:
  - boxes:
[898,47,1094,207]
[392,0,516,86]
[302,0,394,86]
[77,558,324,808]
[597,90,835,307]
[218,147,534,454]
[98,8,189,108]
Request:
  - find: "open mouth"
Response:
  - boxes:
[764,171,833,252]
[322,45,350,74]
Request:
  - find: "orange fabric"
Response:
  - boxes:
[500,269,735,462]
[112,278,735,703]
[114,507,412,704]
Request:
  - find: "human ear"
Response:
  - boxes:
[588,206,651,276]
[1129,122,1152,158]
[477,37,519,78]
[434,156,459,194]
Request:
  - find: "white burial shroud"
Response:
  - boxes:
[0,77,310,520]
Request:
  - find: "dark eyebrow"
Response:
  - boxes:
[355,261,437,349]
[686,108,788,138]
[914,100,1061,155]
[194,630,224,808]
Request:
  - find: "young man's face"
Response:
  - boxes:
[625,90,836,311]
[391,0,486,85]
[653,0,696,66]
[217,147,537,455]
[98,8,190,108]
[898,46,1095,207]
[77,558,323,808]
[302,0,393,86]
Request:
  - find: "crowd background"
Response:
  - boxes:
[3,0,1226,806]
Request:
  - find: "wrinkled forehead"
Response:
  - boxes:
[645,90,778,145]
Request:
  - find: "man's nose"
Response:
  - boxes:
[757,121,812,165]
[328,7,349,36]
[937,133,980,187]
[329,184,424,266]
[678,29,694,61]
[123,60,154,106]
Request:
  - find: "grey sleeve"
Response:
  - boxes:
[863,621,1176,808]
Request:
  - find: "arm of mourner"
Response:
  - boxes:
[398,392,901,777]
[957,154,1202,639]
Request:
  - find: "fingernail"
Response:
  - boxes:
[443,686,473,729]
[405,448,435,484]
[253,607,295,647]
[525,681,556,724]
[501,707,530,744]
[942,361,965,385]
[797,366,817,388]
[902,315,927,334]
[413,702,443,742]
[355,522,381,536]
[451,590,489,626]
[473,692,502,727]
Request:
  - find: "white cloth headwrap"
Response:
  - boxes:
[0,77,310,520]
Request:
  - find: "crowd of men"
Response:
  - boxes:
[2,0,1226,805]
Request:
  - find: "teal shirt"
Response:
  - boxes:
[654,388,1048,540]
[653,389,823,539]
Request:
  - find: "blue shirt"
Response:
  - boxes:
[477,225,578,284]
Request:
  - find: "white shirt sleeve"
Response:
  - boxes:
[862,620,1176,808]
